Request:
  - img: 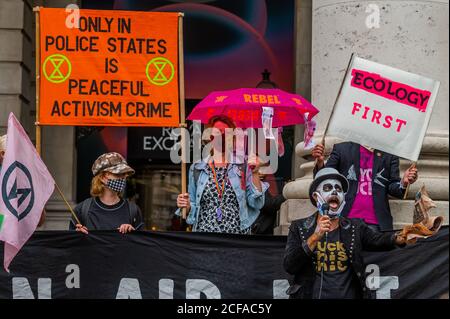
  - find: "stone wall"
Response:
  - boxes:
[0,0,34,137]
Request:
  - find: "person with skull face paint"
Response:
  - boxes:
[312,142,418,231]
[284,168,409,299]
[69,152,143,234]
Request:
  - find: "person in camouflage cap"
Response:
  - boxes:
[92,152,135,176]
[70,152,142,235]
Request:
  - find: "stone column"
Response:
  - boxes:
[0,0,34,135]
[292,0,312,180]
[275,0,312,234]
[277,0,449,235]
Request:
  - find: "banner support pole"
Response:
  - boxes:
[33,7,48,226]
[33,7,78,226]
[403,161,417,200]
[178,13,187,220]
[315,53,355,165]
[34,7,42,155]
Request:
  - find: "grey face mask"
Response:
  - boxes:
[106,178,127,193]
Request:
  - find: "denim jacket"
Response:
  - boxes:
[175,158,269,231]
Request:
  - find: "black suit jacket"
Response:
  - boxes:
[313,142,406,231]
[283,213,398,299]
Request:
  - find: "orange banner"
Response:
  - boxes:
[38,8,180,127]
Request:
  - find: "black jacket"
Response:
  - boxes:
[283,212,399,299]
[313,142,406,231]
[252,193,286,235]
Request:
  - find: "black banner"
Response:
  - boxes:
[0,228,448,299]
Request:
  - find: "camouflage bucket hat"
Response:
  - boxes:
[92,152,135,176]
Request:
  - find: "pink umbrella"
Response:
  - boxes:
[187,88,319,128]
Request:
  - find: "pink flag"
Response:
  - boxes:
[0,113,55,272]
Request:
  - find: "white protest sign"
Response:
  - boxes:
[327,56,440,161]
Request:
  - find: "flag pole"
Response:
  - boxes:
[315,53,355,166]
[178,13,187,220]
[54,182,81,225]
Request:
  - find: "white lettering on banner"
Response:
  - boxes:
[159,279,174,299]
[9,275,300,299]
[273,280,290,299]
[375,277,399,299]
[185,279,221,299]
[12,278,52,299]
[365,264,399,299]
[65,264,80,289]
[116,278,142,299]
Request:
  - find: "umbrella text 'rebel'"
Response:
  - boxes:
[187,88,319,128]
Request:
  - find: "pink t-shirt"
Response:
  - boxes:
[347,146,379,225]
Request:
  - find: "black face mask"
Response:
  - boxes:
[105,178,127,193]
